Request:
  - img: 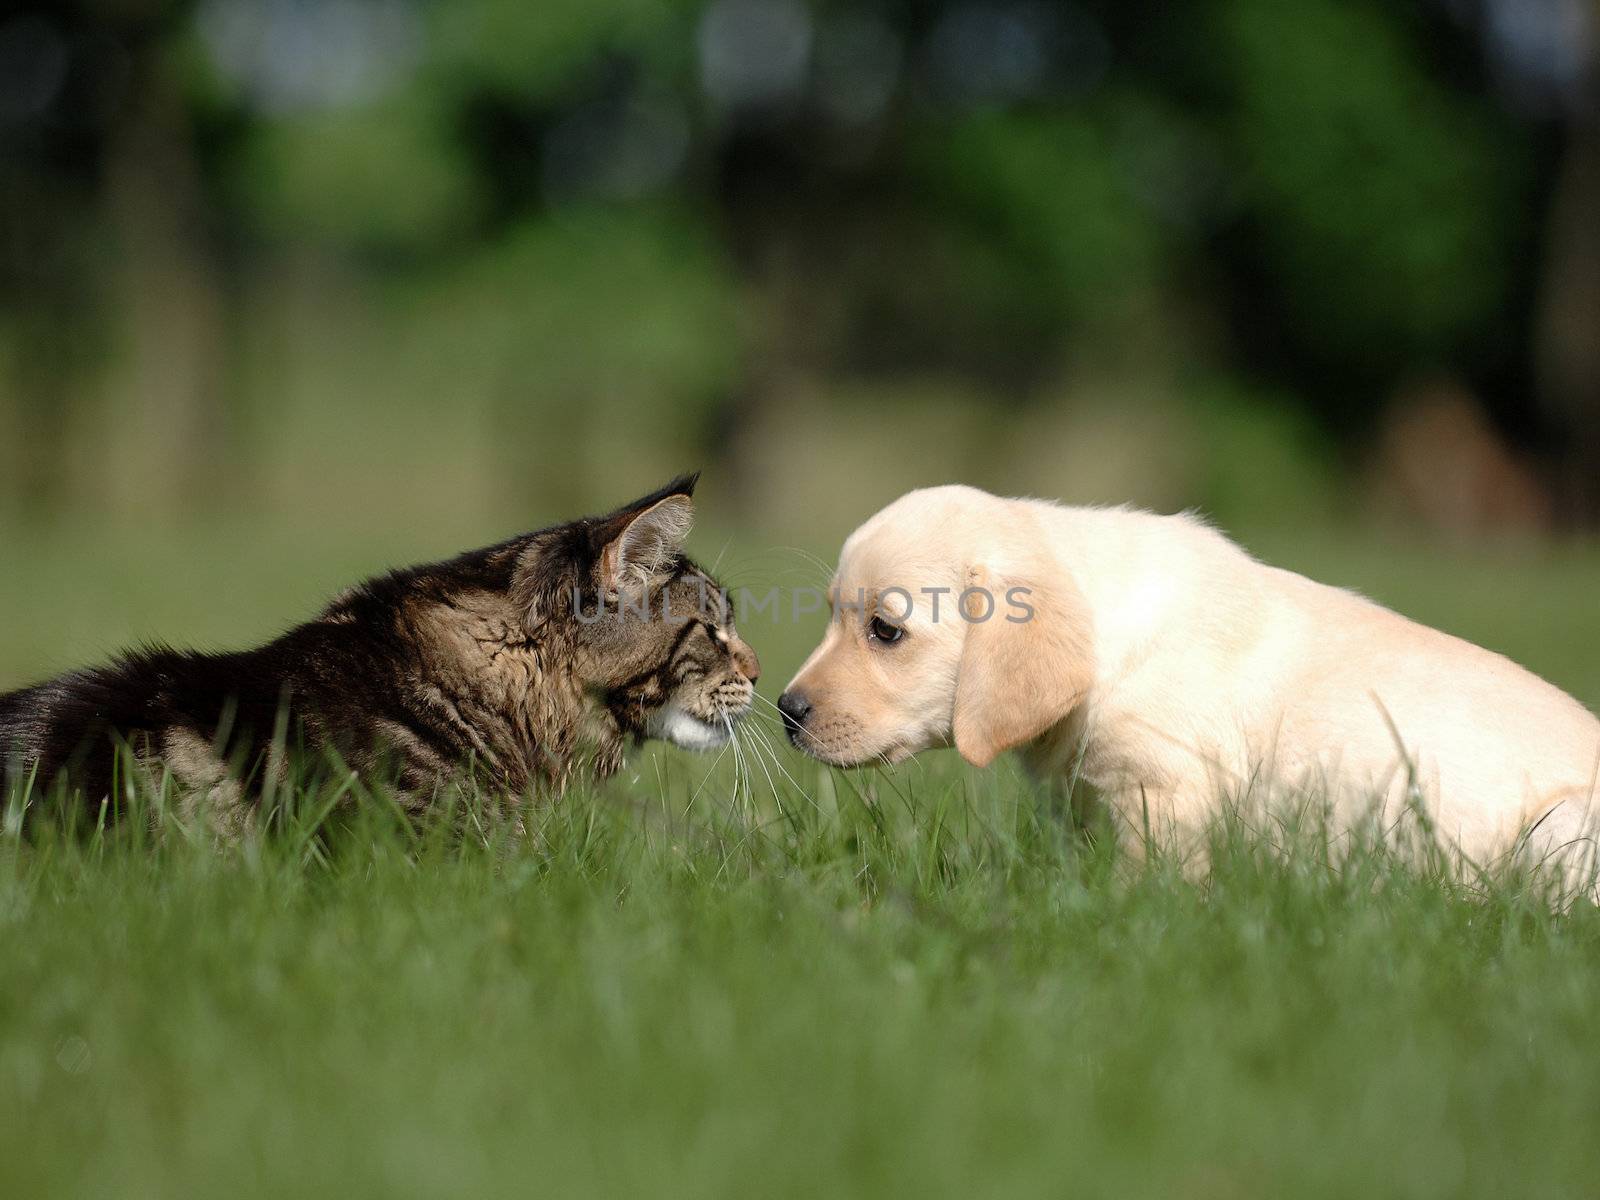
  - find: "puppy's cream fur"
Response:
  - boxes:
[784,486,1600,881]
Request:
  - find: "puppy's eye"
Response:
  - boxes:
[868,616,905,645]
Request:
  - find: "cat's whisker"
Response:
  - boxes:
[723,715,754,822]
[682,737,735,821]
[777,545,836,584]
[740,720,789,823]
[741,710,781,747]
[740,701,828,813]
[743,702,792,734]
[748,729,800,803]
[744,720,819,814]
[749,692,791,720]
[737,735,761,827]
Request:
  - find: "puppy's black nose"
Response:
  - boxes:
[777,690,813,737]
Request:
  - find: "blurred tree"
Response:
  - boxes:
[1536,130,1600,522]
[101,8,229,516]
[1216,0,1516,374]
[0,0,1593,528]
[0,2,121,515]
[0,0,233,517]
[1529,0,1600,522]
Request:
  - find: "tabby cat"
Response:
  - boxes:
[0,476,758,829]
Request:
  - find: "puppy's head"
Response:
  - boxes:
[779,486,1093,768]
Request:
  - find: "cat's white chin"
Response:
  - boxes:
[649,702,734,751]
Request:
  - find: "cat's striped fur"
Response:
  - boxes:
[0,476,758,829]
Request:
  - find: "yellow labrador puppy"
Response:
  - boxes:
[778,485,1600,884]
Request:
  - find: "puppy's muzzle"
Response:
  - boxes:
[777,690,813,743]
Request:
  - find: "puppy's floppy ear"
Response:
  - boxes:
[952,564,1094,768]
[599,493,694,593]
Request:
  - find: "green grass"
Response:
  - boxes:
[3,521,1600,1197]
[4,759,1600,1199]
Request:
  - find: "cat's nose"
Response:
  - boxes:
[777,690,812,734]
[730,635,760,683]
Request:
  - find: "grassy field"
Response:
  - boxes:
[3,519,1600,1197]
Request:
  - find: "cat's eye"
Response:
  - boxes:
[868,616,905,645]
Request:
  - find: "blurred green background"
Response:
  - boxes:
[2,0,1599,692]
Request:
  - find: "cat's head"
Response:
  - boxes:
[515,475,759,750]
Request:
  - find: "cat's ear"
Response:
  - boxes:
[599,493,694,593]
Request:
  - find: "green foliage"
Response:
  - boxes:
[1219,0,1520,366]
[1191,379,1341,528]
[238,94,484,252]
[429,0,698,103]
[3,0,1579,521]
[410,204,741,503]
[422,204,739,403]
[917,109,1166,323]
